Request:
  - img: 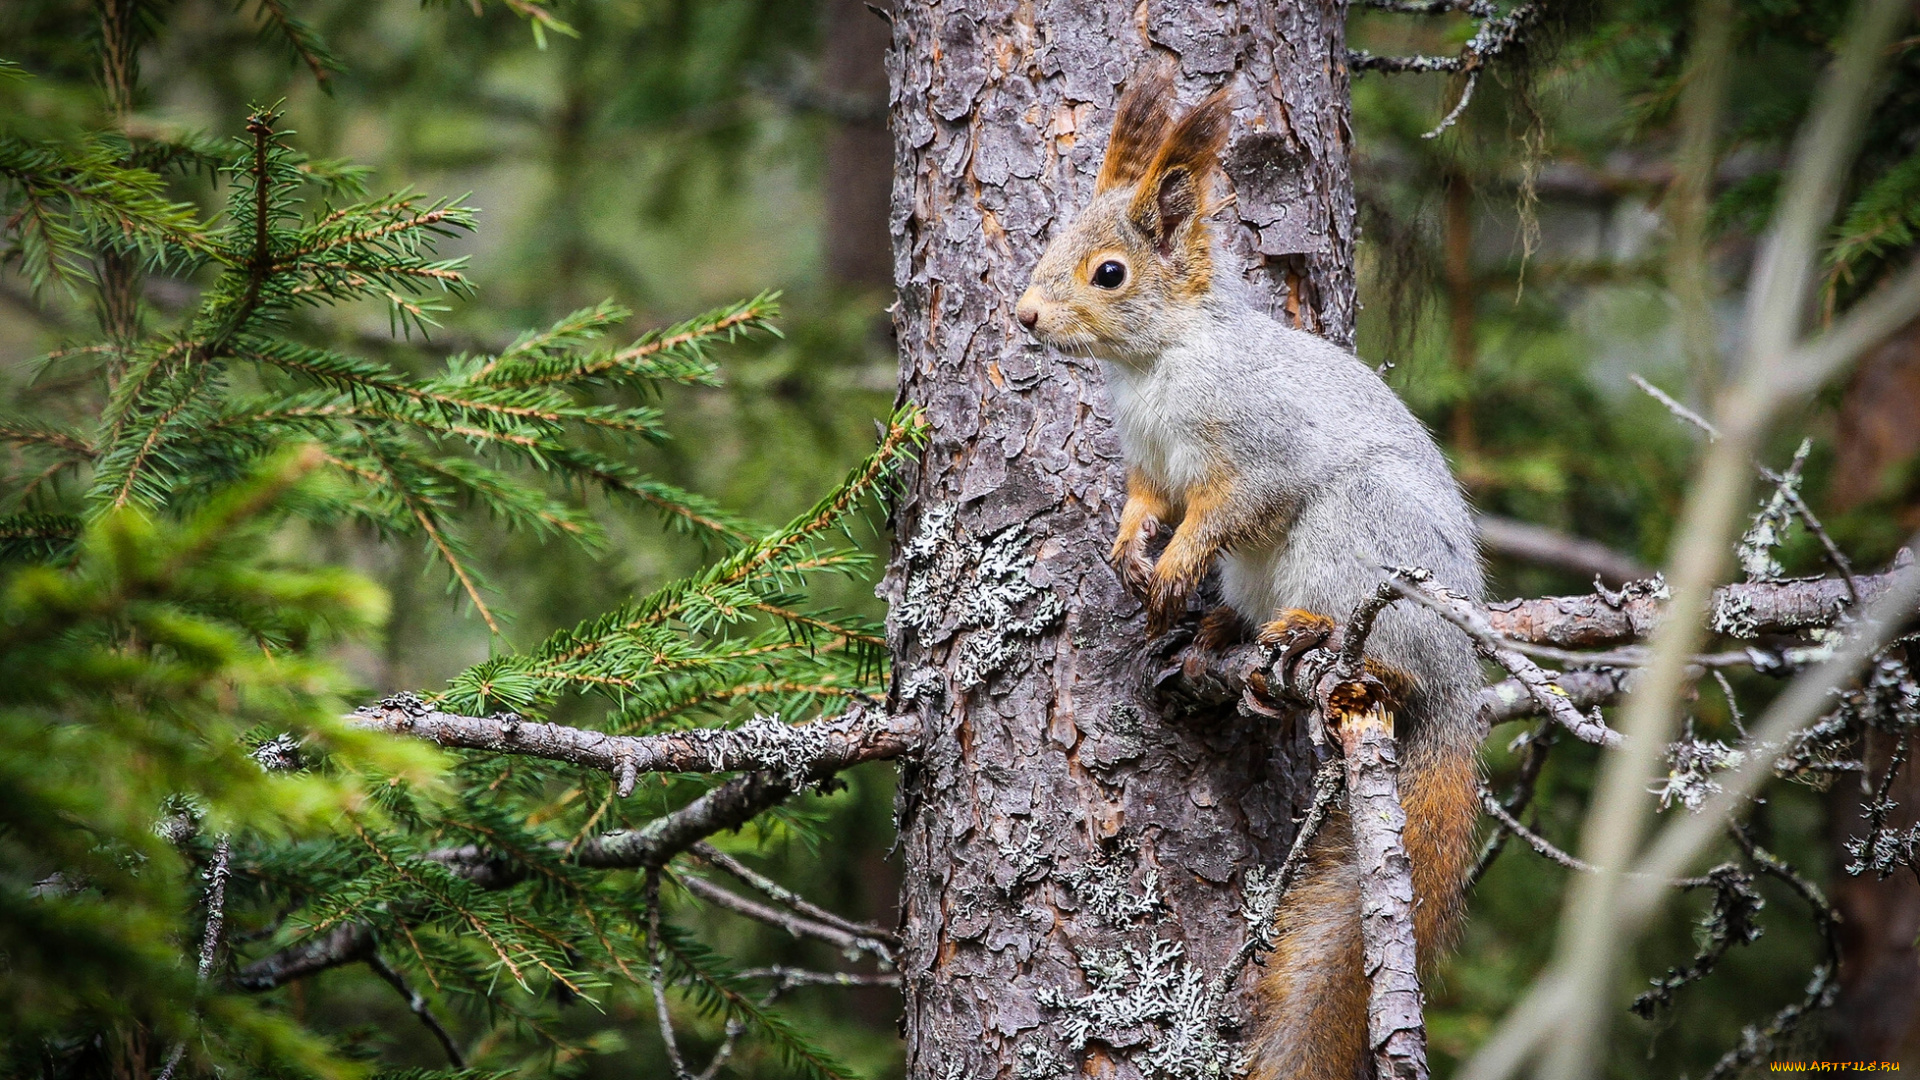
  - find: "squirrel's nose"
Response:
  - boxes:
[1016,306,1039,330]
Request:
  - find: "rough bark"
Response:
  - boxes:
[882,5,1354,1077]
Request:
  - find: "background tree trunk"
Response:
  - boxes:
[881,5,1356,1076]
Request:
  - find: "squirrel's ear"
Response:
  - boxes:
[1129,89,1231,255]
[1096,68,1175,194]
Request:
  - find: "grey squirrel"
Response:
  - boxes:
[1014,67,1487,1080]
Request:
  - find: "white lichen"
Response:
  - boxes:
[1653,737,1745,811]
[702,713,836,788]
[1058,853,1166,924]
[1038,938,1234,1079]
[1236,864,1283,949]
[899,504,1064,690]
[1014,1043,1068,1080]
[1736,439,1810,583]
[995,821,1052,896]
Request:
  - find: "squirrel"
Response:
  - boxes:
[1014,67,1486,1080]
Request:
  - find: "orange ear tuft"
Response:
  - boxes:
[1128,89,1231,254]
[1095,66,1176,194]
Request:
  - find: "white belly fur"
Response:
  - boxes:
[1220,544,1287,622]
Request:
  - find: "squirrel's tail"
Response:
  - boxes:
[1244,734,1481,1080]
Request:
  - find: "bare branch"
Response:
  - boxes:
[1204,760,1344,1023]
[237,769,811,991]
[1705,828,1844,1079]
[1479,790,1594,874]
[233,923,373,991]
[1388,571,1623,746]
[1482,569,1901,649]
[1476,515,1651,585]
[691,842,898,948]
[157,836,233,1080]
[672,872,895,963]
[1629,374,1720,439]
[645,871,692,1080]
[367,952,466,1068]
[353,696,920,797]
[1469,724,1557,887]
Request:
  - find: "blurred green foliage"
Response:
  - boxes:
[2,0,908,1076]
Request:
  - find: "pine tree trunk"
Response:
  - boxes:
[881,6,1356,1076]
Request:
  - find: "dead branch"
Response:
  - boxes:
[1204,760,1345,1026]
[1476,515,1651,585]
[691,842,898,948]
[736,966,903,988]
[367,951,466,1067]
[233,922,372,991]
[1388,571,1623,746]
[672,872,895,963]
[1476,669,1627,729]
[1481,566,1902,649]
[353,695,918,797]
[1165,565,1909,733]
[235,770,808,992]
[1706,827,1844,1080]
[1470,725,1558,887]
[157,835,233,1080]
[1479,790,1716,888]
[1335,696,1429,1080]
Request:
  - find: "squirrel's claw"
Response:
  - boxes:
[1109,516,1160,598]
[1145,573,1196,637]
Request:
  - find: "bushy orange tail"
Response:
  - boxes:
[1245,739,1480,1080]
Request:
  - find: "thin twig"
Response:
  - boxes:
[1469,723,1558,888]
[1204,760,1344,1025]
[1388,571,1623,746]
[1479,791,1713,887]
[367,952,466,1067]
[1707,827,1843,1079]
[672,872,895,963]
[1759,463,1863,605]
[1636,375,1860,606]
[691,842,898,947]
[1629,373,1721,439]
[156,835,233,1080]
[645,870,691,1080]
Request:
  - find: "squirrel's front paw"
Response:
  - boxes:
[1109,518,1159,598]
[1145,571,1197,637]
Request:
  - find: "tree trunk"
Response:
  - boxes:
[881,6,1356,1077]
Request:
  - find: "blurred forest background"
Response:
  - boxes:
[5,0,1920,1076]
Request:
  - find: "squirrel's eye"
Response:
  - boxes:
[1091,260,1127,289]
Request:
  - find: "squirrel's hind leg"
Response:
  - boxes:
[1193,605,1249,653]
[1254,608,1335,657]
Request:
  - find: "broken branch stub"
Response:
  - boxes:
[1327,681,1431,1080]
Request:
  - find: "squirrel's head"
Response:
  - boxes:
[1015,68,1231,362]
